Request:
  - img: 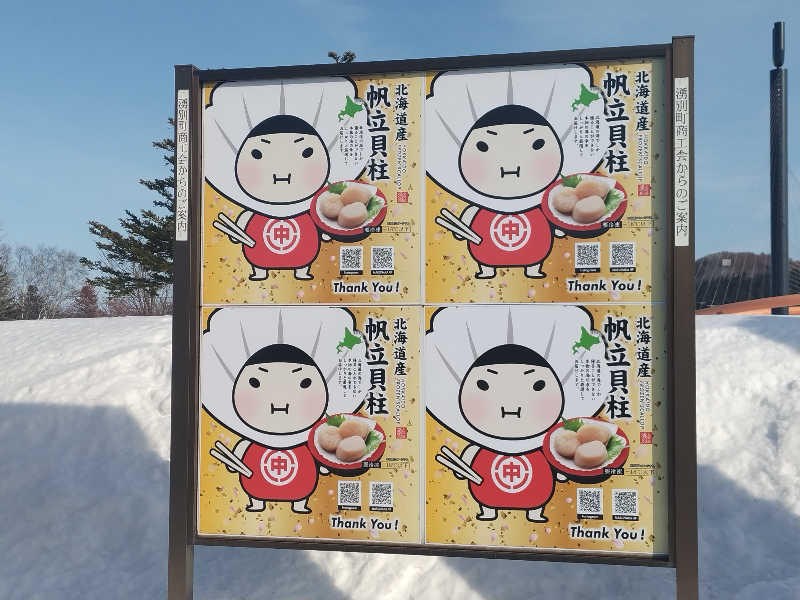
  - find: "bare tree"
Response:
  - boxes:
[101,262,172,316]
[11,245,86,319]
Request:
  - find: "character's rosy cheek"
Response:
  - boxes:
[461,391,491,428]
[237,161,264,193]
[530,390,563,429]
[297,388,326,422]
[460,153,492,189]
[529,149,562,183]
[234,388,264,426]
[300,156,328,189]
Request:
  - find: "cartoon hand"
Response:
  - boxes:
[453,471,466,480]
[321,233,332,242]
[228,235,242,244]
[225,464,236,473]
[554,228,566,238]
[452,232,465,241]
[556,472,568,482]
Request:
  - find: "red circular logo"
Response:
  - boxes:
[489,213,531,251]
[490,454,533,493]
[263,218,301,254]
[259,449,299,486]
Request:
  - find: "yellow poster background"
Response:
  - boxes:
[201,74,424,305]
[424,60,668,304]
[197,306,422,543]
[424,304,669,555]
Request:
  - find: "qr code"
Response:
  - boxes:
[574,242,601,272]
[576,487,603,518]
[337,480,361,508]
[609,242,636,272]
[339,246,363,274]
[370,246,395,275]
[369,481,393,511]
[612,489,639,520]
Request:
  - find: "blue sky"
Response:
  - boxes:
[1,0,798,261]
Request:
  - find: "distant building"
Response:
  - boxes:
[695,252,800,309]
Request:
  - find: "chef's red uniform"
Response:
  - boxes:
[239,443,318,501]
[467,207,553,267]
[468,448,555,510]
[243,212,320,269]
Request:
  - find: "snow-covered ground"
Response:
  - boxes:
[1,314,798,599]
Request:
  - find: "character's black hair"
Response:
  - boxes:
[243,343,316,367]
[246,114,320,138]
[471,104,551,130]
[471,344,551,369]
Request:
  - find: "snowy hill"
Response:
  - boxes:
[1,314,798,599]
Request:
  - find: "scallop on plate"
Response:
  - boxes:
[310,180,388,242]
[541,416,630,482]
[540,172,627,238]
[307,413,386,474]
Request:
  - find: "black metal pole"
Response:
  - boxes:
[770,22,789,315]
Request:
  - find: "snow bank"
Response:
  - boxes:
[0,314,798,599]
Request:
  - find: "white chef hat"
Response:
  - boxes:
[204,77,369,218]
[425,65,609,213]
[201,306,367,448]
[425,305,610,454]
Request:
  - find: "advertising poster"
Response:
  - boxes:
[425,60,666,303]
[424,304,668,555]
[193,56,673,560]
[197,305,422,543]
[202,74,424,305]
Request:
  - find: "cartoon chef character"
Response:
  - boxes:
[426,305,610,522]
[204,78,369,281]
[426,65,609,279]
[202,307,367,513]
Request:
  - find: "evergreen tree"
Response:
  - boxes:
[71,283,100,318]
[328,50,356,63]
[20,284,44,320]
[81,121,175,314]
[0,261,16,320]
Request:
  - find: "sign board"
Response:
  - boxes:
[170,38,696,599]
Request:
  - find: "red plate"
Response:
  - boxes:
[540,173,627,238]
[310,180,388,241]
[542,417,630,479]
[307,413,386,470]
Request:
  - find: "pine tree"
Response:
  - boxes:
[0,261,16,320]
[328,50,356,63]
[71,283,100,318]
[81,120,175,314]
[20,284,44,320]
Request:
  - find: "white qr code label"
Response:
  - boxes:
[369,481,393,512]
[609,242,636,272]
[574,242,601,273]
[576,487,603,519]
[612,489,639,520]
[370,246,395,275]
[339,246,363,275]
[337,480,361,510]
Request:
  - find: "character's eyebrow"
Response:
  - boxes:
[291,367,303,373]
[486,369,498,374]
[486,130,498,136]
[523,368,536,374]
[257,367,269,372]
[522,127,535,134]
[293,137,305,143]
[260,138,271,144]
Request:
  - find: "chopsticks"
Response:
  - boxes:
[212,212,256,248]
[435,208,483,244]
[209,440,253,478]
[435,445,483,485]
